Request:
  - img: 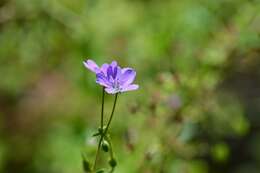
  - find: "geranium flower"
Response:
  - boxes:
[83,59,139,94]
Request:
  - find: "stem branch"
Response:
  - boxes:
[92,91,119,172]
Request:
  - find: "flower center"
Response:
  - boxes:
[112,80,121,91]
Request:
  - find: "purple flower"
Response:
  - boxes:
[83,59,139,94]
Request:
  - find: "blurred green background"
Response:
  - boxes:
[0,0,260,173]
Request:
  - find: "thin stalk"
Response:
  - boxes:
[101,87,105,131]
[93,87,105,170]
[103,93,118,136]
[92,92,118,172]
[109,167,115,173]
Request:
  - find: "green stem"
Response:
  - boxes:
[93,87,105,170]
[109,167,115,173]
[96,93,118,168]
[103,93,118,136]
[101,87,105,131]
[92,91,119,172]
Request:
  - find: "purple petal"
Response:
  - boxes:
[112,66,118,79]
[110,61,117,67]
[121,84,139,92]
[107,66,113,79]
[100,63,109,74]
[119,68,136,86]
[105,87,118,94]
[96,73,111,87]
[83,59,99,73]
[121,67,132,74]
[116,66,122,77]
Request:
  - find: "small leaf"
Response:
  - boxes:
[82,159,92,172]
[92,132,101,137]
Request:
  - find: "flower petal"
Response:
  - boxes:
[110,61,117,67]
[107,66,114,80]
[119,68,136,86]
[105,87,118,94]
[96,73,111,87]
[121,67,132,74]
[121,84,139,92]
[116,66,122,78]
[112,66,118,79]
[100,63,109,74]
[83,59,99,73]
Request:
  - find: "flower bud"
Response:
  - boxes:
[101,140,109,152]
[108,158,117,168]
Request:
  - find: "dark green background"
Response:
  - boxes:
[0,0,260,172]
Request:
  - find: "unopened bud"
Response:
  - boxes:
[101,140,109,152]
[109,158,117,168]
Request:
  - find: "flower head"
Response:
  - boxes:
[83,59,139,94]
